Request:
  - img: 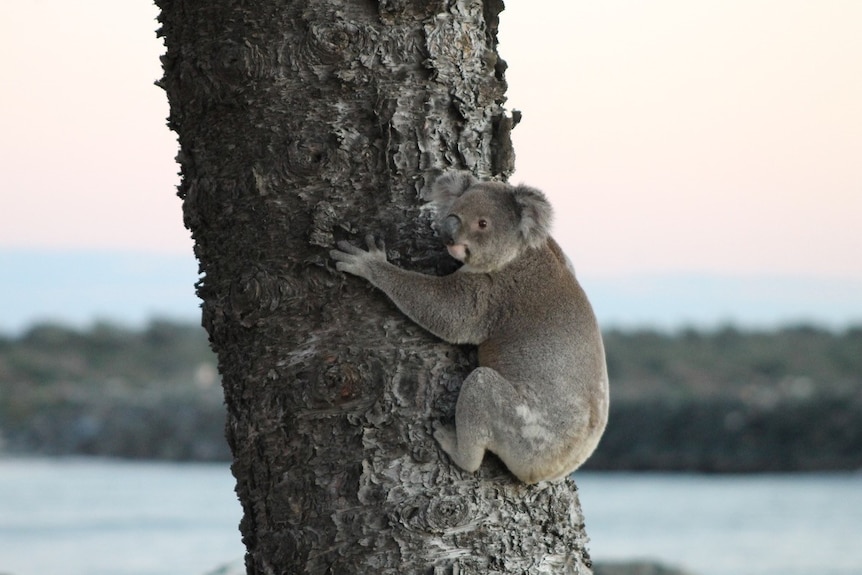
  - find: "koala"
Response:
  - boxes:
[330,171,609,484]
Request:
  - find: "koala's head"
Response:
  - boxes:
[427,171,553,272]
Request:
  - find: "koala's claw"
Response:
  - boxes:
[334,240,363,255]
[334,236,384,255]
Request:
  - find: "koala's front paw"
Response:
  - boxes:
[330,235,387,279]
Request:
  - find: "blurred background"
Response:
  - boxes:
[1,1,860,575]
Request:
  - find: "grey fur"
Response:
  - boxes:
[425,170,478,207]
[331,172,609,484]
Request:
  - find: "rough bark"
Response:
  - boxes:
[157,1,594,573]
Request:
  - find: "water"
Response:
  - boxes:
[0,458,244,575]
[575,472,862,575]
[1,459,860,575]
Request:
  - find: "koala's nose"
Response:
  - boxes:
[440,215,461,245]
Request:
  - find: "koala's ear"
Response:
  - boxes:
[425,171,477,209]
[512,184,553,249]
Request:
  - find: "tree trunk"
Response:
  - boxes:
[157,1,594,573]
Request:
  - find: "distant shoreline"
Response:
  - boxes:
[2,321,860,472]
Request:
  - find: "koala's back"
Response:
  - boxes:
[476,239,604,386]
[473,238,609,480]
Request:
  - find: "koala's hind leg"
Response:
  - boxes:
[434,367,522,476]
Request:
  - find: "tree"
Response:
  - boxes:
[157,1,594,573]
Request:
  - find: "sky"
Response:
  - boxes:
[502,1,862,279]
[1,1,860,332]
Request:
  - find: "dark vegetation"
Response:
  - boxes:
[592,562,696,575]
[0,321,228,460]
[592,325,862,471]
[1,321,860,471]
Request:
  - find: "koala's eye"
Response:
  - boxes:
[477,219,488,230]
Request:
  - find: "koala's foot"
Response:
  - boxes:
[433,421,484,474]
[433,423,457,452]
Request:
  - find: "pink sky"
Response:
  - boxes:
[2,1,860,281]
